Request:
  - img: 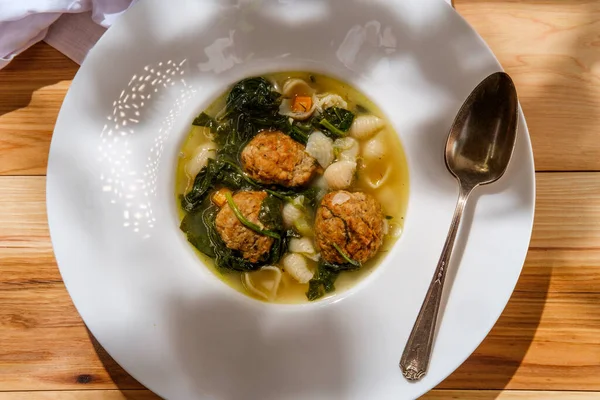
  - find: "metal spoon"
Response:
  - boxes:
[399,72,519,381]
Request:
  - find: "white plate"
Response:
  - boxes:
[47,0,535,399]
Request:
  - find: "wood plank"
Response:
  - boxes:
[456,0,600,171]
[0,391,160,400]
[0,43,77,176]
[2,4,600,176]
[2,284,598,391]
[0,173,600,390]
[437,291,600,390]
[423,389,600,399]
[0,283,146,391]
[515,248,600,294]
[531,173,600,249]
[0,177,50,248]
[0,390,597,400]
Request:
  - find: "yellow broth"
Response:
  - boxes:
[176,72,409,303]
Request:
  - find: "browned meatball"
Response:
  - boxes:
[241,130,319,187]
[215,191,274,263]
[315,191,384,264]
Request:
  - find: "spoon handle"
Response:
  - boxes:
[399,183,474,381]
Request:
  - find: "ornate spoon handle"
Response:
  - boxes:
[399,183,474,381]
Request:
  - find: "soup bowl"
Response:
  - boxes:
[47,0,535,398]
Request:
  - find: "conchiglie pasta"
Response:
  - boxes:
[282,202,303,228]
[282,78,315,97]
[243,266,282,301]
[316,93,348,111]
[324,160,357,189]
[360,160,391,189]
[279,78,317,120]
[282,253,313,284]
[362,136,386,161]
[348,115,385,140]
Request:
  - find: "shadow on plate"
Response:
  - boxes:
[87,329,163,399]
[80,0,542,398]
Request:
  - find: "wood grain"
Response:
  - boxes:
[0,43,77,176]
[456,0,600,171]
[2,1,600,397]
[0,174,599,393]
[531,172,600,249]
[2,0,600,175]
[423,390,600,399]
[0,390,596,400]
[0,391,160,400]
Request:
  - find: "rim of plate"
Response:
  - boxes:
[47,0,535,399]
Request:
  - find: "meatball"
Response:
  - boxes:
[315,191,384,264]
[241,130,319,187]
[215,191,274,263]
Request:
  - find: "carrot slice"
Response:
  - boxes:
[212,188,232,208]
[292,96,312,113]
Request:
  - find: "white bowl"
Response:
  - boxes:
[47,0,535,398]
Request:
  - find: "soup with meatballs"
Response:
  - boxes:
[176,72,408,303]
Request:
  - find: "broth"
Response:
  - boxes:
[176,72,408,303]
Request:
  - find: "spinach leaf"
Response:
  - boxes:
[333,243,362,268]
[225,192,280,240]
[266,228,298,267]
[192,112,217,131]
[225,77,281,117]
[181,158,224,212]
[220,78,288,154]
[180,205,215,258]
[306,259,361,301]
[299,186,322,210]
[307,263,340,301]
[314,107,355,138]
[259,195,284,231]
[181,157,254,212]
[288,124,310,145]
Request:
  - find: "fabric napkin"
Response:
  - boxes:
[0,0,134,69]
[1,0,453,70]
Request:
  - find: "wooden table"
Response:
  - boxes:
[1,1,599,399]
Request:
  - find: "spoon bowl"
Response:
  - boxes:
[400,71,519,381]
[446,72,519,187]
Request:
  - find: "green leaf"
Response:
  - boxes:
[306,262,341,301]
[333,243,362,268]
[192,112,217,131]
[315,107,355,138]
[225,77,281,116]
[225,192,280,240]
[306,259,361,301]
[180,206,215,258]
[259,195,284,231]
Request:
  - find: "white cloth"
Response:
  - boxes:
[0,0,134,69]
[0,0,453,70]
